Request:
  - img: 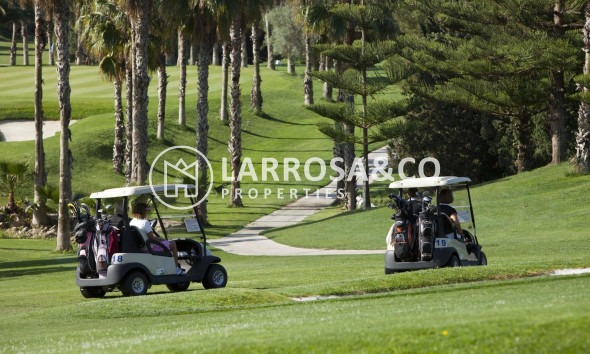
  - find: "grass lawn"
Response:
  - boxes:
[0,61,366,238]
[1,238,589,352]
[1,39,590,352]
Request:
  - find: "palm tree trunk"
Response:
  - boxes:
[250,20,262,114]
[131,2,152,186]
[53,0,72,251]
[21,21,29,66]
[10,21,17,66]
[220,41,229,121]
[197,40,212,224]
[287,52,295,75]
[33,0,47,226]
[178,29,187,126]
[190,41,196,66]
[113,76,125,173]
[212,42,219,66]
[241,32,248,68]
[265,13,274,70]
[575,1,590,173]
[323,56,332,101]
[157,51,167,140]
[303,34,314,106]
[229,19,243,207]
[75,3,83,65]
[125,65,134,184]
[47,21,55,66]
[549,1,566,164]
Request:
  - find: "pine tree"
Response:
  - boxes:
[308,3,402,210]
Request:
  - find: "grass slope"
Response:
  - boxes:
[1,237,589,352]
[0,63,353,238]
[265,163,590,267]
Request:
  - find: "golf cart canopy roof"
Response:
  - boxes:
[388,177,471,189]
[89,184,196,199]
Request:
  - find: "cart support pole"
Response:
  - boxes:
[190,197,207,257]
[466,183,476,238]
[149,194,169,239]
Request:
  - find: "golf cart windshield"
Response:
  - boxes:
[389,177,476,237]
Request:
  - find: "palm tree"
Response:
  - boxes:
[219,37,230,121]
[50,0,74,251]
[250,18,263,113]
[575,0,590,173]
[122,0,152,186]
[265,12,275,70]
[178,26,188,126]
[33,0,47,225]
[229,11,244,207]
[0,161,31,214]
[193,0,218,224]
[77,0,131,173]
[21,20,28,65]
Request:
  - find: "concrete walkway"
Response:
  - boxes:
[208,147,389,256]
[0,120,77,142]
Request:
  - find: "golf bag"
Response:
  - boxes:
[74,217,119,277]
[418,209,436,261]
[92,221,119,274]
[388,194,420,261]
[74,219,96,277]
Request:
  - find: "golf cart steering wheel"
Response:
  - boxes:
[149,219,162,239]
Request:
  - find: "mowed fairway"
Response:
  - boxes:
[0,237,589,353]
[1,42,590,352]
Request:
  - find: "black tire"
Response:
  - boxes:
[166,282,191,292]
[120,271,149,296]
[202,264,227,289]
[447,254,460,268]
[385,268,396,275]
[478,252,488,266]
[80,287,106,298]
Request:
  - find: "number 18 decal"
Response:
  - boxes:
[111,255,123,263]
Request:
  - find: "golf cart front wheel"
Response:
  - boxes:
[478,252,488,266]
[202,264,228,289]
[80,287,106,298]
[121,271,149,296]
[447,255,460,268]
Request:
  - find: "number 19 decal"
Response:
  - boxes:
[435,239,447,247]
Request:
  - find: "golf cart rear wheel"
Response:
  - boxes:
[121,271,149,296]
[202,264,227,289]
[447,255,460,268]
[80,287,106,298]
[166,282,190,292]
[478,252,488,266]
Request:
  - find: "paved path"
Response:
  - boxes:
[208,147,389,256]
[0,120,77,142]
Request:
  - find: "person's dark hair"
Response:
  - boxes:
[439,189,454,204]
[132,203,149,219]
[407,188,418,198]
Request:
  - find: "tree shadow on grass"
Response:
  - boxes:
[0,257,76,278]
[256,112,314,126]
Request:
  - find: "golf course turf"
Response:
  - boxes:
[1,38,590,352]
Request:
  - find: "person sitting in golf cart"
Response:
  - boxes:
[438,189,464,238]
[130,203,185,275]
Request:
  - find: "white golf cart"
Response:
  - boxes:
[385,176,487,274]
[74,184,227,297]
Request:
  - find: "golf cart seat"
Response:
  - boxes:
[119,226,146,253]
[437,213,457,238]
[124,225,173,257]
